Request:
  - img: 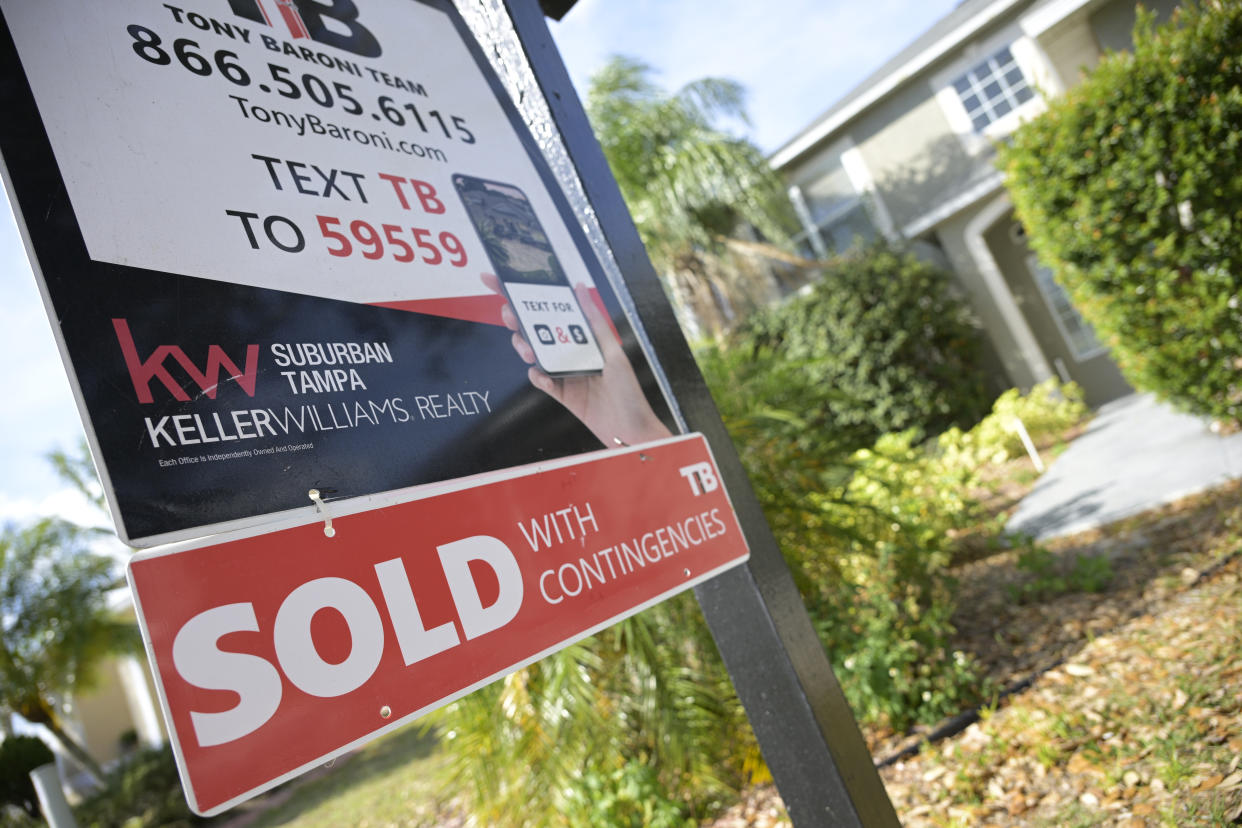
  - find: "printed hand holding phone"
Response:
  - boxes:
[482,273,672,449]
[453,174,604,376]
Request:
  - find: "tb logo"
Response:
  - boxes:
[228,0,381,57]
[679,462,719,496]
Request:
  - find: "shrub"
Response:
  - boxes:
[427,599,755,827]
[815,431,986,727]
[738,239,993,449]
[1001,1,1242,427]
[698,342,993,730]
[0,735,54,820]
[75,747,202,828]
[560,761,696,828]
[698,355,1088,729]
[943,379,1087,465]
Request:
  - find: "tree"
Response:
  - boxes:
[585,56,804,336]
[0,516,138,783]
[1000,1,1242,427]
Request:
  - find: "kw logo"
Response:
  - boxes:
[227,0,381,57]
[113,319,259,404]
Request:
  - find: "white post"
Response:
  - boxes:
[30,763,79,828]
[1010,416,1045,472]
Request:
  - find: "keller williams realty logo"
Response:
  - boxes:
[112,319,259,403]
[226,0,381,58]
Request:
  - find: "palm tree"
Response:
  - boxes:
[1,442,138,783]
[426,594,756,825]
[0,517,139,783]
[585,56,809,337]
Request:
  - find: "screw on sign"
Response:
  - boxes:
[128,434,748,815]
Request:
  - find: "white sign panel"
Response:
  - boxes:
[0,0,672,545]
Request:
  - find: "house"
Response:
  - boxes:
[770,0,1181,407]
[67,592,166,774]
[7,590,167,793]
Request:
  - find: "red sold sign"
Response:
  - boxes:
[128,434,748,815]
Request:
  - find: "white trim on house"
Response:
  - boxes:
[840,144,898,237]
[118,656,165,749]
[1020,0,1100,36]
[964,193,1054,384]
[770,0,1028,169]
[901,169,1005,238]
[787,185,829,258]
[788,135,893,250]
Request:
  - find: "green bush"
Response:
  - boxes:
[816,431,986,727]
[0,735,54,820]
[1001,1,1242,427]
[698,351,1088,729]
[698,343,992,730]
[738,239,992,449]
[75,746,202,828]
[428,599,754,827]
[560,761,695,828]
[941,379,1087,465]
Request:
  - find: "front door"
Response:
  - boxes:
[985,217,1131,407]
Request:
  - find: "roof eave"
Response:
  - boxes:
[769,0,1029,170]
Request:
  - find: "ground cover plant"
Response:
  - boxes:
[880,482,1242,827]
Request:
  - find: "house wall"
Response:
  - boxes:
[1090,0,1180,54]
[775,0,1186,407]
[73,659,134,767]
[935,199,1047,390]
[854,91,981,233]
[1038,10,1103,88]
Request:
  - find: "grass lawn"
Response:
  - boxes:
[230,726,453,828]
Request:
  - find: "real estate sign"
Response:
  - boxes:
[0,0,675,546]
[1,0,756,815]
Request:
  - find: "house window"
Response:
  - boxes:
[951,46,1035,133]
[792,200,876,258]
[1026,255,1106,361]
[789,146,878,259]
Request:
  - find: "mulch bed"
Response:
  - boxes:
[705,481,1242,827]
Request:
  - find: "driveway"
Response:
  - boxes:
[1006,393,1242,540]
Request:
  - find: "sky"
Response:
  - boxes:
[0,0,962,533]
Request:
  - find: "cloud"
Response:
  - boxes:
[0,487,106,530]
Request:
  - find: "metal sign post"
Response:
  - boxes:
[499,1,901,824]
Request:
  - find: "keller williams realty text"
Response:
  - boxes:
[112,323,493,449]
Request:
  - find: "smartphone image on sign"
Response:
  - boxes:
[453,174,605,377]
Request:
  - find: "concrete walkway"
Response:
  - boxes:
[1006,393,1242,540]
